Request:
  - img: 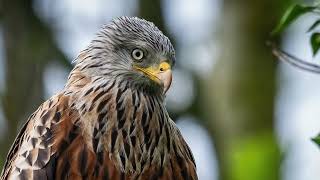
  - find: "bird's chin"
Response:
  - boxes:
[131,74,162,95]
[120,72,163,95]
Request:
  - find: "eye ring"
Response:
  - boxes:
[132,48,144,60]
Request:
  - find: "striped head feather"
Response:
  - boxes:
[69,16,176,95]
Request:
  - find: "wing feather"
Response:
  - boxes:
[0,94,80,180]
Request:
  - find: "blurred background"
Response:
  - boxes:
[0,0,319,180]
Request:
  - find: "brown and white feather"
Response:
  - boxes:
[0,16,197,180]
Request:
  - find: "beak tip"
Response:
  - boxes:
[160,70,172,94]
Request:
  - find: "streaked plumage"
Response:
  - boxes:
[1,17,197,180]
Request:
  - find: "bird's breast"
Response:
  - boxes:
[66,78,197,179]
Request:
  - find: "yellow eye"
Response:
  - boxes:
[132,48,144,60]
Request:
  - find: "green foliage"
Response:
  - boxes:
[272,4,316,35]
[312,134,320,148]
[273,1,320,150]
[311,32,320,55]
[272,2,320,57]
[230,133,280,180]
[307,19,320,32]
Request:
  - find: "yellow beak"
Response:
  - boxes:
[134,62,172,94]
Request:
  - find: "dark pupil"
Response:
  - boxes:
[135,51,141,58]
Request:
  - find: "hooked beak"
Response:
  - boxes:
[133,61,172,94]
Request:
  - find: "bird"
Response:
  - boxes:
[0,17,197,180]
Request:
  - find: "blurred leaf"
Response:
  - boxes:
[308,19,320,32]
[310,32,320,56]
[272,4,316,35]
[312,134,320,148]
[230,133,280,180]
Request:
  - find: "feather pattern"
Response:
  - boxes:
[1,16,197,180]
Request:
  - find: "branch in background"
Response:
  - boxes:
[270,0,320,152]
[267,41,320,73]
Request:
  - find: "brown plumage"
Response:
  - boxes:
[1,17,197,180]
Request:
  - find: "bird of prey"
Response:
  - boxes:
[0,17,197,180]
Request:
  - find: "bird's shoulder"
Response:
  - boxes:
[1,93,80,180]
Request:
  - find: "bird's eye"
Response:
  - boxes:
[132,49,144,60]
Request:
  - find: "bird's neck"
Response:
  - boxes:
[66,75,174,173]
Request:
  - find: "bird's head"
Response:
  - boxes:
[74,16,175,95]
